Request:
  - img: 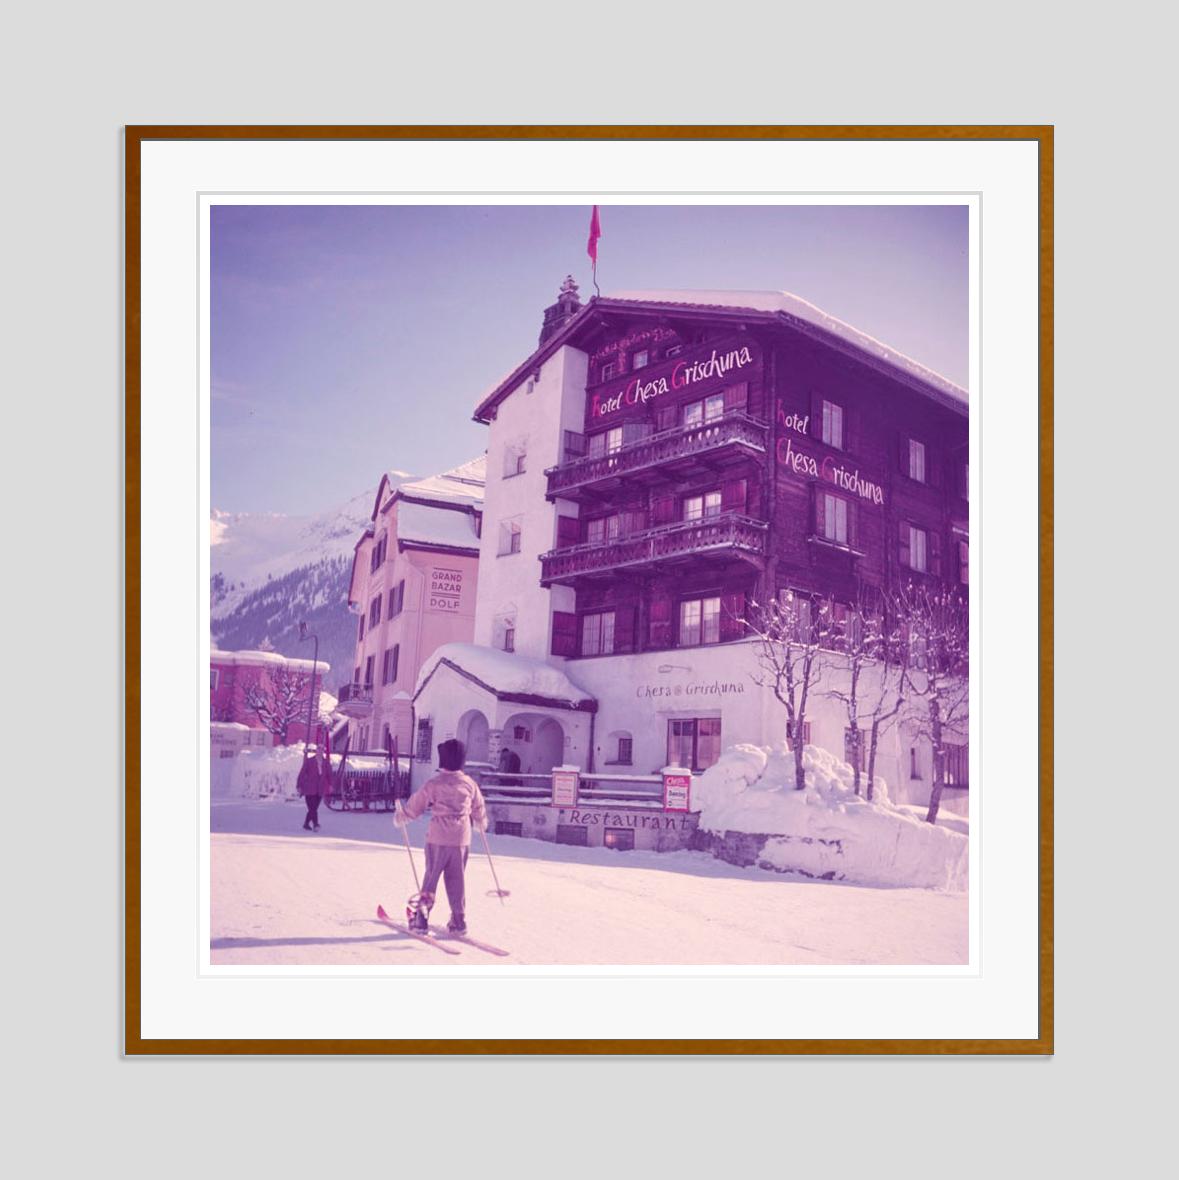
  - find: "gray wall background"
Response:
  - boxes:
[4,2,1162,1174]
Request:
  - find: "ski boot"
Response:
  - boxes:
[406,893,432,934]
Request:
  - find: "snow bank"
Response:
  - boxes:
[693,743,967,891]
[415,642,595,707]
[224,745,306,801]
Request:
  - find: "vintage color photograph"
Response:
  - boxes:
[209,202,970,966]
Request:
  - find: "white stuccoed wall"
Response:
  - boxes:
[473,344,587,659]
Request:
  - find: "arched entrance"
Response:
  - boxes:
[457,708,490,767]
[500,711,566,776]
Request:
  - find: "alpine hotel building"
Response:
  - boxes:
[412,282,969,814]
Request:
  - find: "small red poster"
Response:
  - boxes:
[663,772,691,813]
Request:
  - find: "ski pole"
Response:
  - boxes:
[479,825,509,902]
[395,802,421,893]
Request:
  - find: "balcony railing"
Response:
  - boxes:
[545,412,768,498]
[540,512,767,584]
[336,682,374,716]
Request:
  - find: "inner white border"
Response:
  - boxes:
[140,138,1038,1041]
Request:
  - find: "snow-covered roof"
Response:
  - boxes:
[211,650,332,675]
[395,500,480,552]
[472,289,967,420]
[608,290,968,405]
[415,642,596,710]
[395,456,486,508]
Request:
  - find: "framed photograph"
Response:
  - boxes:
[126,125,1052,1053]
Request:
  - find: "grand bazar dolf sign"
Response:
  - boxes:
[589,341,757,420]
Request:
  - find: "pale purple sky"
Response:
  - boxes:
[211,204,967,514]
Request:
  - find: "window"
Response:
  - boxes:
[683,490,722,522]
[369,596,382,628]
[679,597,721,646]
[909,625,928,671]
[780,589,814,643]
[495,821,524,837]
[908,525,928,572]
[910,748,922,779]
[503,444,527,477]
[785,720,811,751]
[580,610,616,656]
[604,829,635,851]
[682,393,725,428]
[908,438,927,483]
[600,361,617,382]
[585,515,622,545]
[616,736,633,764]
[210,668,219,691]
[958,539,969,586]
[821,399,845,449]
[667,718,722,771]
[588,427,624,458]
[358,615,365,641]
[388,578,406,618]
[382,644,400,686]
[504,622,515,652]
[353,665,361,686]
[499,519,523,556]
[819,492,849,544]
[363,656,375,687]
[945,743,969,788]
[632,348,649,369]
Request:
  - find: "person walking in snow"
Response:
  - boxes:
[297,745,329,831]
[394,738,487,936]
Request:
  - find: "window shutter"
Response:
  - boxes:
[811,391,824,440]
[550,611,578,657]
[929,529,943,577]
[655,404,676,432]
[928,449,942,488]
[720,591,746,641]
[899,434,909,475]
[848,500,859,550]
[812,486,824,537]
[899,519,911,569]
[649,595,673,647]
[651,494,676,525]
[556,515,581,550]
[614,605,636,653]
[723,382,748,414]
[721,478,748,514]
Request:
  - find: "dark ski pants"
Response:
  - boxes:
[419,843,469,924]
[303,794,321,829]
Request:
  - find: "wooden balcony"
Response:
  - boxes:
[539,513,767,586]
[545,413,769,500]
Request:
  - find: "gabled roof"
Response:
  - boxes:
[472,291,968,422]
[414,643,597,713]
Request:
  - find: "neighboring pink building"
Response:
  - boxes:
[341,458,484,753]
[210,648,331,748]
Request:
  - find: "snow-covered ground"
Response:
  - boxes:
[211,800,967,967]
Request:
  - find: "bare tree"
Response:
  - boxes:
[825,592,907,799]
[243,665,312,745]
[746,591,833,790]
[896,582,969,824]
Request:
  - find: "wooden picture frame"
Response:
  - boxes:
[125,125,1052,1054]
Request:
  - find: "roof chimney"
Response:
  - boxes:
[539,275,582,346]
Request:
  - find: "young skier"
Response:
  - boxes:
[394,738,487,936]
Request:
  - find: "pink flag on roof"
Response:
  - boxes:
[587,205,601,266]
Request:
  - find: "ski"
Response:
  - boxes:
[375,905,461,955]
[430,927,510,957]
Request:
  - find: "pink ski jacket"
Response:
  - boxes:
[402,769,488,847]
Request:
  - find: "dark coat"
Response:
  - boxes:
[297,755,331,797]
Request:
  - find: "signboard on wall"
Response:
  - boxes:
[428,566,463,613]
[663,771,692,813]
[586,338,759,428]
[552,768,580,807]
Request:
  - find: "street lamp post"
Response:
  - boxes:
[298,621,319,755]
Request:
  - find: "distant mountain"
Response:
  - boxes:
[210,480,412,690]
